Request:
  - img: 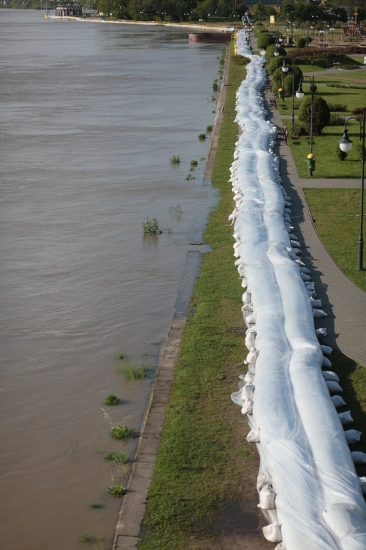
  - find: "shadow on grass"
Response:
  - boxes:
[330,350,366,479]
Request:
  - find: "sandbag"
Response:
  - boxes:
[262,522,282,543]
[352,451,366,464]
[257,471,272,492]
[359,477,366,495]
[241,398,253,415]
[326,381,343,393]
[246,427,260,443]
[241,381,255,400]
[259,483,276,510]
[338,411,354,425]
[320,345,333,356]
[316,327,327,338]
[322,356,332,368]
[344,430,362,444]
[245,328,257,349]
[313,309,327,318]
[244,371,255,383]
[331,395,346,407]
[245,347,259,366]
[322,371,339,383]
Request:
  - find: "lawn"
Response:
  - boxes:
[304,188,366,291]
[277,74,366,178]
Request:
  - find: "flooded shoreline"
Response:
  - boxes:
[0,10,223,549]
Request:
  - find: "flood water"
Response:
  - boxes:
[0,11,223,549]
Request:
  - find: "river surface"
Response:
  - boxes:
[0,11,223,549]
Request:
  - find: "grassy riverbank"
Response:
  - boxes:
[137,44,366,550]
[138,45,266,550]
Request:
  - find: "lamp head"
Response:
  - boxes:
[296,84,304,99]
[338,128,353,153]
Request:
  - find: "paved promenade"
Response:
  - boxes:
[265,92,366,366]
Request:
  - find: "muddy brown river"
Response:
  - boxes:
[0,10,223,549]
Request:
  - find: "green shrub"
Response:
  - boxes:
[312,58,327,68]
[142,217,161,235]
[108,484,127,497]
[265,43,286,61]
[298,96,330,136]
[198,134,206,141]
[110,424,136,440]
[292,121,308,137]
[327,103,348,112]
[266,56,284,75]
[122,360,148,380]
[296,37,306,48]
[170,155,181,165]
[104,450,129,464]
[104,394,122,406]
[257,33,275,50]
[190,159,199,167]
[328,115,346,126]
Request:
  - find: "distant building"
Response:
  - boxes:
[54,4,83,17]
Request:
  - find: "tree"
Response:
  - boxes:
[251,3,267,21]
[298,96,330,136]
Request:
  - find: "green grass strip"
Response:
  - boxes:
[304,188,366,291]
[138,46,259,550]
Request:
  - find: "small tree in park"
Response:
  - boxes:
[298,96,330,136]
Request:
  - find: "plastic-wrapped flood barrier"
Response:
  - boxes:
[230,30,366,549]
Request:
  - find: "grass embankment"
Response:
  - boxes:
[304,189,366,291]
[138,45,366,550]
[138,47,262,550]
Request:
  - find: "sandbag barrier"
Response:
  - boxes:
[230,30,366,550]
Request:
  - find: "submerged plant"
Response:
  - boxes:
[142,217,161,235]
[122,359,148,380]
[206,125,213,134]
[170,155,181,165]
[104,450,129,464]
[110,423,136,440]
[190,160,198,169]
[186,174,196,181]
[90,503,103,509]
[104,394,122,406]
[198,133,206,141]
[78,533,92,542]
[108,484,127,497]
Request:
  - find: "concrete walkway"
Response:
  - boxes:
[265,92,366,366]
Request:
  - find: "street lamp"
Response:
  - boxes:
[281,59,289,96]
[338,115,365,270]
[290,55,295,127]
[296,75,316,153]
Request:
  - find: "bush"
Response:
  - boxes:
[271,65,302,96]
[265,43,286,61]
[292,121,308,137]
[327,103,348,112]
[257,33,275,50]
[296,37,306,48]
[266,56,284,75]
[142,217,161,235]
[298,96,331,136]
[312,58,327,69]
[328,115,346,126]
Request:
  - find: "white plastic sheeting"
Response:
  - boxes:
[230,31,366,549]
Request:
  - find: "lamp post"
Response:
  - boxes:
[274,44,279,68]
[296,75,315,153]
[338,115,365,270]
[291,55,295,127]
[281,59,289,97]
